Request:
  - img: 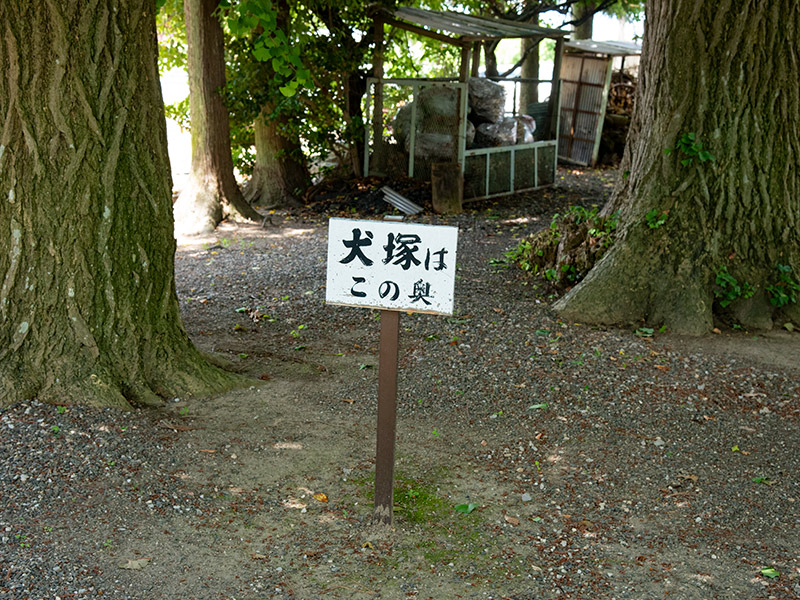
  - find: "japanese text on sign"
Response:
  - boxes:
[325,218,459,315]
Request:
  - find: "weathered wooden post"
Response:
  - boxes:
[326,218,458,526]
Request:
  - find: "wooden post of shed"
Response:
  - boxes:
[471,42,481,77]
[548,36,565,139]
[372,16,385,171]
[459,43,471,83]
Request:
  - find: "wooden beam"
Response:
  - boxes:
[383,16,460,46]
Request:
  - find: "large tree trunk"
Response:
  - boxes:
[0,0,242,409]
[173,0,261,236]
[555,0,800,334]
[243,103,309,208]
[518,35,540,113]
[572,1,596,40]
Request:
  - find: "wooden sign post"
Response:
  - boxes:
[326,217,458,525]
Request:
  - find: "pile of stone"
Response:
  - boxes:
[391,77,537,162]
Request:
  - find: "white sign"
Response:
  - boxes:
[326,218,459,315]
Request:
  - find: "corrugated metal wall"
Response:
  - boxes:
[558,55,612,166]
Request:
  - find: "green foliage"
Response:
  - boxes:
[645,209,667,229]
[156,0,189,74]
[766,264,800,307]
[164,96,190,130]
[587,209,619,248]
[664,132,715,166]
[713,267,754,308]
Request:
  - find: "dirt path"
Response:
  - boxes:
[2,169,798,599]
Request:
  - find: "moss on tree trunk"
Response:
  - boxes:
[555,0,800,335]
[0,0,245,409]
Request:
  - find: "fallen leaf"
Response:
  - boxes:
[361,542,374,550]
[480,440,487,446]
[259,374,271,381]
[119,558,150,570]
[493,307,504,314]
[655,365,670,371]
[198,449,216,453]
[342,398,355,404]
[312,492,329,503]
[504,515,520,526]
[678,474,699,483]
[454,503,478,514]
[761,566,780,579]
[712,327,721,334]
[251,553,269,560]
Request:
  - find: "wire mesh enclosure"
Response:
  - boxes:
[364,77,559,201]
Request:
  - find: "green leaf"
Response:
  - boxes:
[279,85,297,97]
[528,403,549,410]
[454,503,478,514]
[760,567,780,579]
[252,45,271,62]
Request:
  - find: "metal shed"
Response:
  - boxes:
[365,7,569,201]
[558,39,641,166]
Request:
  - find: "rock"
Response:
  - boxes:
[405,132,457,161]
[468,77,506,124]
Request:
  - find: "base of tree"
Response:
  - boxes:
[243,172,302,210]
[174,174,262,236]
[0,345,248,410]
[514,211,799,336]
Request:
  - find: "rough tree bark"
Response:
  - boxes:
[518,34,540,112]
[242,0,309,208]
[0,0,243,409]
[572,1,597,39]
[555,0,800,334]
[243,103,309,208]
[173,0,261,236]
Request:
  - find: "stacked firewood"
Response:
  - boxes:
[606,72,637,116]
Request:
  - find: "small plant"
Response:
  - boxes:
[664,132,715,166]
[179,407,190,417]
[560,263,578,282]
[635,327,655,337]
[56,405,67,414]
[645,209,668,229]
[51,425,60,435]
[714,267,754,307]
[290,324,308,338]
[766,264,800,307]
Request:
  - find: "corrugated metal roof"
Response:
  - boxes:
[565,39,642,56]
[389,7,568,41]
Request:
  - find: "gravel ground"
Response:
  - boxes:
[2,168,799,599]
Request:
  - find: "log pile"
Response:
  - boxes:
[598,71,637,164]
[606,72,636,116]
